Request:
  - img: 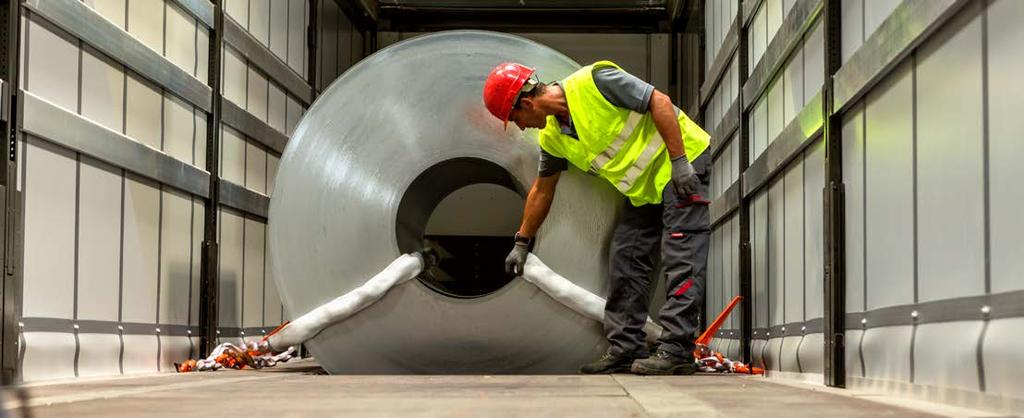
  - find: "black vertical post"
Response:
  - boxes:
[296,0,319,360]
[694,0,705,129]
[199,0,225,357]
[668,31,679,105]
[694,0,708,334]
[0,0,21,384]
[307,0,319,96]
[821,0,845,388]
[736,0,752,364]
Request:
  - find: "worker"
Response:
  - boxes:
[482,61,711,375]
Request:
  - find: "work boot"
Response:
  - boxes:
[630,350,696,375]
[579,351,638,374]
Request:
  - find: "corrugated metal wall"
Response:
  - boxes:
[20,0,217,381]
[15,0,367,383]
[841,0,1024,402]
[743,0,827,375]
[704,0,1024,411]
[218,0,309,346]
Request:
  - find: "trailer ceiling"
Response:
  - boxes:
[361,0,701,33]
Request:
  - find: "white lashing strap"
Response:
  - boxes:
[521,253,663,345]
[267,252,662,351]
[266,253,426,350]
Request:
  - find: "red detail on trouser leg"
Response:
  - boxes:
[676,194,711,208]
[674,278,693,296]
[670,232,685,238]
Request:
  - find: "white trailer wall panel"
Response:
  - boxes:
[159,190,195,327]
[863,62,913,311]
[705,0,738,72]
[246,68,269,122]
[748,19,822,162]
[841,104,864,315]
[915,6,985,304]
[987,0,1024,295]
[242,220,266,331]
[706,4,831,374]
[218,209,244,340]
[80,46,125,132]
[15,0,317,382]
[78,158,122,324]
[839,1,1024,412]
[218,0,369,344]
[709,2,1023,406]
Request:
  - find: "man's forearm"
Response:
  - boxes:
[517,175,559,238]
[649,90,686,159]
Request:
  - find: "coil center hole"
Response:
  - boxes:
[395,158,525,298]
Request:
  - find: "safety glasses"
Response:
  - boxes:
[511,74,540,109]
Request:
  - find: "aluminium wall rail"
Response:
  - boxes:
[19,91,212,198]
[223,17,313,105]
[741,0,823,110]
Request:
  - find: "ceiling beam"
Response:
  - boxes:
[379,2,671,33]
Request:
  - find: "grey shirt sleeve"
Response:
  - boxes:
[592,67,655,112]
[538,149,569,177]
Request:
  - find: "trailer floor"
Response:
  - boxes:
[2,359,986,417]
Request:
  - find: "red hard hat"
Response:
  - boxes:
[483,62,536,128]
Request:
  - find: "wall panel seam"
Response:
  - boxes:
[860,101,865,312]
[801,146,806,322]
[909,322,916,383]
[977,1,990,393]
[73,154,80,378]
[156,185,165,371]
[118,168,125,375]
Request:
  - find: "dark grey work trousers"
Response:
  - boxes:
[604,152,711,358]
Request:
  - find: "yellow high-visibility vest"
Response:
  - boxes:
[538,61,710,206]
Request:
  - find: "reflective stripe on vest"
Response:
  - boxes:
[589,111,644,172]
[590,107,681,194]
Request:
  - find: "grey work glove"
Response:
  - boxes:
[671,154,700,198]
[505,242,529,277]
